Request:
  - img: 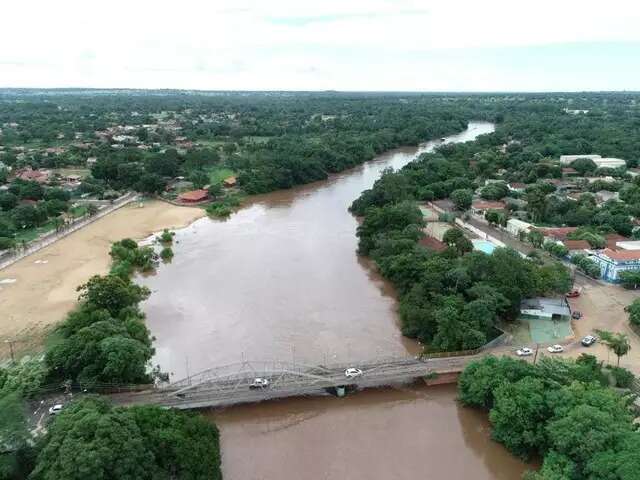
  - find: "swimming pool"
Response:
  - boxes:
[472,239,496,255]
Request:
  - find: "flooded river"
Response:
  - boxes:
[139,121,495,377]
[138,121,531,479]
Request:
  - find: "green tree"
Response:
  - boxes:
[450,188,473,211]
[31,398,155,480]
[442,228,473,255]
[490,377,549,458]
[458,356,538,409]
[595,330,631,366]
[625,298,640,326]
[570,157,598,175]
[619,271,640,290]
[527,229,544,248]
[77,275,150,317]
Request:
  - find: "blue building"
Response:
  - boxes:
[591,248,640,282]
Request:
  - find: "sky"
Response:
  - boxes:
[1,0,640,92]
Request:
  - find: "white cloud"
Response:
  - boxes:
[0,0,639,90]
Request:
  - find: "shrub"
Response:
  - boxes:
[160,246,174,260]
[608,366,635,388]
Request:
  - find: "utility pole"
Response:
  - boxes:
[4,339,15,364]
[185,356,191,386]
[533,343,540,364]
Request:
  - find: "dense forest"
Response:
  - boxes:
[459,355,638,480]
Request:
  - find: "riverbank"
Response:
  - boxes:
[0,199,205,358]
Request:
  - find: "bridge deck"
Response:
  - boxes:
[111,355,479,410]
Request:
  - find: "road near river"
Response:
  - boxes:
[137,121,532,479]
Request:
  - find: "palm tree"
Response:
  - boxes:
[596,329,631,366]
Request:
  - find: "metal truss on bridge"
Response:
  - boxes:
[144,355,477,410]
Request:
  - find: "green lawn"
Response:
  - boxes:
[207,167,236,185]
[14,220,56,243]
[69,205,88,218]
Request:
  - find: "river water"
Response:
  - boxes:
[138,121,530,479]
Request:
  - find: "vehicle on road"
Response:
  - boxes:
[571,310,582,319]
[516,347,533,357]
[345,368,363,379]
[581,335,597,347]
[249,378,270,389]
[566,289,580,298]
[48,404,63,415]
[547,345,564,353]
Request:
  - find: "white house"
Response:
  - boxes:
[506,219,533,237]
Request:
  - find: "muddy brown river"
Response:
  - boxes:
[138,122,531,478]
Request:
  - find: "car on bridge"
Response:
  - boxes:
[345,368,363,379]
[249,378,270,389]
[547,345,564,353]
[516,347,533,357]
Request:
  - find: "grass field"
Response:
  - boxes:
[207,167,236,185]
[14,220,56,243]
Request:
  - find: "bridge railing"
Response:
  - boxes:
[164,353,483,392]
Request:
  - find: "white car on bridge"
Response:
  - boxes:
[345,368,363,379]
[547,345,564,353]
[249,378,270,389]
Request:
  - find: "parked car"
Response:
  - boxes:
[48,404,63,416]
[571,311,582,319]
[547,344,564,353]
[344,368,363,379]
[516,347,533,357]
[249,378,270,389]
[581,335,597,347]
[566,289,580,298]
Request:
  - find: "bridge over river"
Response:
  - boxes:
[111,354,481,410]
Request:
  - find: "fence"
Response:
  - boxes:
[0,192,138,271]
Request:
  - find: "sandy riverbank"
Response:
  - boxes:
[0,200,205,358]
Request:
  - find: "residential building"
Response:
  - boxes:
[15,167,50,184]
[616,241,640,251]
[562,240,590,254]
[177,189,209,203]
[508,182,526,193]
[591,249,640,282]
[506,218,533,237]
[471,200,506,215]
[520,297,571,321]
[223,176,237,188]
[538,227,577,242]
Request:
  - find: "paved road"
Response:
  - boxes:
[110,355,477,410]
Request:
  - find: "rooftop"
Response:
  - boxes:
[520,297,571,317]
[598,248,640,262]
[563,240,590,251]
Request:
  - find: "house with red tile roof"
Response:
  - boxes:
[177,189,209,203]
